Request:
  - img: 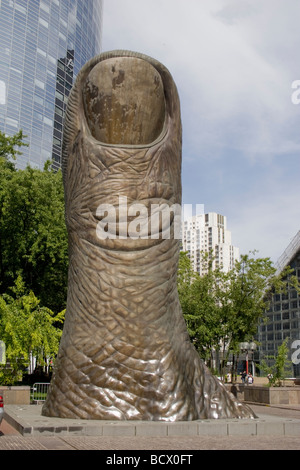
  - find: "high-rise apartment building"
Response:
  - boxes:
[181,212,239,274]
[0,0,103,170]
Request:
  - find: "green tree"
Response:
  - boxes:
[177,252,226,368]
[217,253,297,378]
[0,161,68,313]
[177,251,298,378]
[0,276,64,384]
[0,130,68,312]
[0,129,28,170]
[259,339,292,386]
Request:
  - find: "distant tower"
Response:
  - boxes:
[182,212,239,274]
[0,0,103,170]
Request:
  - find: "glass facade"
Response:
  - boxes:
[0,0,103,170]
[257,232,300,377]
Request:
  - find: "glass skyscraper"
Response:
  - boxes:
[0,0,103,170]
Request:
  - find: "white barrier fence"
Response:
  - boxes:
[31,382,50,403]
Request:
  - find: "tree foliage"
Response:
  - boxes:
[177,251,225,364]
[177,251,298,375]
[0,132,68,312]
[0,276,64,384]
[259,339,292,386]
[0,129,28,169]
[0,130,68,382]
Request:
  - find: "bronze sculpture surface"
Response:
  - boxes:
[42,50,255,420]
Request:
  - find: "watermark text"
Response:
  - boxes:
[95,197,204,240]
[292,340,300,365]
[291,80,300,104]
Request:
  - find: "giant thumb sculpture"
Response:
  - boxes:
[42,50,255,421]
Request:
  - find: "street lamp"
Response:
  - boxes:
[239,341,257,376]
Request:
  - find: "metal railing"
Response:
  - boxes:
[31,382,50,403]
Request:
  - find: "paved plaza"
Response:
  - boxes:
[0,403,300,451]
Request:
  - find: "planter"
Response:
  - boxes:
[244,385,300,405]
[0,386,30,405]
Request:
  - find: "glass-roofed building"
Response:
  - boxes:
[257,231,300,378]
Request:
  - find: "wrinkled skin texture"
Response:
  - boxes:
[42,51,255,421]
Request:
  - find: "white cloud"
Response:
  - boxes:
[101,0,300,262]
[103,0,299,155]
[230,189,300,261]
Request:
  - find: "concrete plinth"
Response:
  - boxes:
[244,386,300,406]
[0,386,30,405]
[4,405,300,438]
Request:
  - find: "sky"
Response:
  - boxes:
[101,0,300,262]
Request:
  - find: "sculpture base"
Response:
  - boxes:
[4,404,300,441]
[3,405,263,438]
